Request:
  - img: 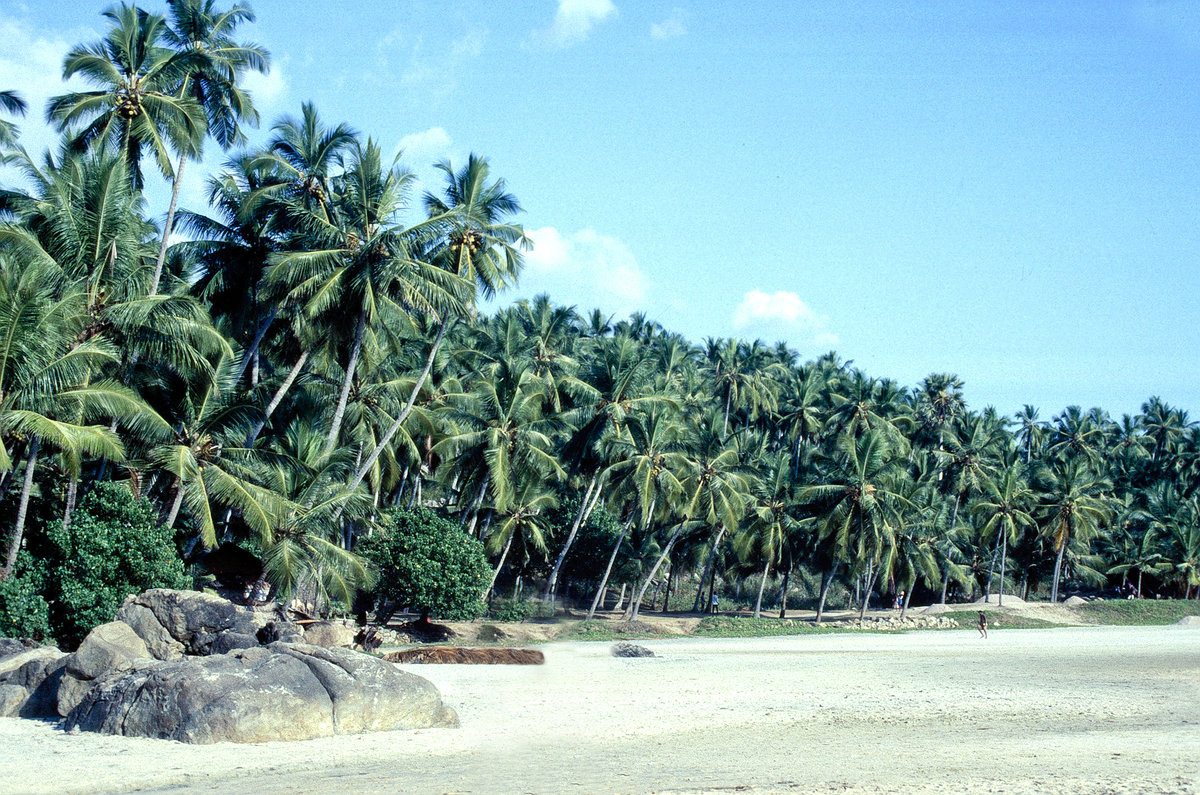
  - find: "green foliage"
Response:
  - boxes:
[0,554,50,640]
[358,507,489,621]
[38,482,188,648]
[1073,598,1200,626]
[485,597,554,622]
[694,615,840,637]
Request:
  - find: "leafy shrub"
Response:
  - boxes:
[486,596,555,622]
[0,553,50,641]
[357,507,489,622]
[39,482,188,648]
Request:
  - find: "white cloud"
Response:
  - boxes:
[241,57,288,113]
[530,0,617,49]
[396,127,454,163]
[0,16,87,162]
[650,9,687,39]
[732,290,839,347]
[519,226,648,313]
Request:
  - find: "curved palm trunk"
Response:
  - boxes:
[463,473,490,536]
[544,473,600,602]
[940,493,963,604]
[900,579,914,620]
[693,526,728,612]
[984,528,1003,603]
[149,153,186,296]
[165,480,185,531]
[753,559,771,618]
[2,437,40,579]
[484,532,515,600]
[62,477,79,533]
[778,565,791,619]
[325,310,368,455]
[233,306,280,387]
[1050,539,1067,603]
[348,317,449,492]
[246,349,310,446]
[998,535,1008,607]
[627,526,683,621]
[587,517,635,619]
[858,561,879,621]
[816,564,837,623]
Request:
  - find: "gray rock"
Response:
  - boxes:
[65,642,457,743]
[0,638,37,659]
[0,646,68,718]
[612,642,655,658]
[303,620,359,649]
[115,602,184,660]
[58,621,153,716]
[1064,596,1088,606]
[210,631,260,655]
[115,589,293,656]
[1176,615,1200,626]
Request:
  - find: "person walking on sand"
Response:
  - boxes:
[977,610,988,639]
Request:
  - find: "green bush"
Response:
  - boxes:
[357,507,489,622]
[39,482,188,648]
[486,596,555,622]
[0,553,50,641]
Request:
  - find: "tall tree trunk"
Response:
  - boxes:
[165,480,185,531]
[816,564,837,623]
[693,525,728,612]
[778,565,791,619]
[939,493,963,604]
[984,527,1003,603]
[484,532,515,600]
[753,559,771,618]
[149,153,186,296]
[544,473,599,602]
[627,526,683,621]
[663,568,675,614]
[998,535,1008,607]
[858,561,879,621]
[2,438,40,579]
[1050,540,1066,603]
[1137,569,1144,599]
[347,317,449,491]
[62,476,79,533]
[325,310,368,455]
[233,306,280,387]
[245,349,310,446]
[587,517,634,619]
[463,473,490,536]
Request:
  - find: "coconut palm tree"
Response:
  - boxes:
[1036,458,1112,602]
[735,452,798,617]
[972,459,1037,605]
[0,90,27,150]
[47,3,205,191]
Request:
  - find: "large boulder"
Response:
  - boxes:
[303,620,359,649]
[1064,596,1088,606]
[65,642,458,743]
[57,621,153,716]
[115,589,303,656]
[0,646,68,718]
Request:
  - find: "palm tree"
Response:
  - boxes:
[1013,405,1044,464]
[483,477,557,600]
[735,452,798,617]
[1036,458,1112,602]
[145,0,270,295]
[935,412,1003,601]
[972,460,1037,605]
[346,154,527,492]
[266,138,467,457]
[798,428,906,620]
[0,90,27,149]
[47,3,205,191]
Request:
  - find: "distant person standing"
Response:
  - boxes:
[977,611,988,639]
[710,592,719,614]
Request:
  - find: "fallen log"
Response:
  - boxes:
[384,647,544,665]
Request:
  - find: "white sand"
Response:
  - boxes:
[2,624,1198,794]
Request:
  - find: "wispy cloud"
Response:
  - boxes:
[530,0,617,49]
[520,225,647,314]
[732,290,838,347]
[650,8,687,40]
[0,15,87,160]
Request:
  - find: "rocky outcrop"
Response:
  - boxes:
[3,588,460,744]
[303,620,360,649]
[612,642,655,658]
[384,647,545,665]
[1064,596,1088,606]
[65,642,458,743]
[0,645,68,718]
[822,615,959,630]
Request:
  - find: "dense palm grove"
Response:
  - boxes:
[2,2,1198,643]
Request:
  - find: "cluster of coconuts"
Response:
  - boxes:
[115,87,142,119]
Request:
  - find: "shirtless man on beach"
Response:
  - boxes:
[977,610,988,639]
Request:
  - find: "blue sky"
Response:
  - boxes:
[2,0,1199,419]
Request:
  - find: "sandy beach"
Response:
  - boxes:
[2,624,1198,794]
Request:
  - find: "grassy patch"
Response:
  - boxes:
[940,611,1059,630]
[1073,599,1200,626]
[692,615,840,638]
